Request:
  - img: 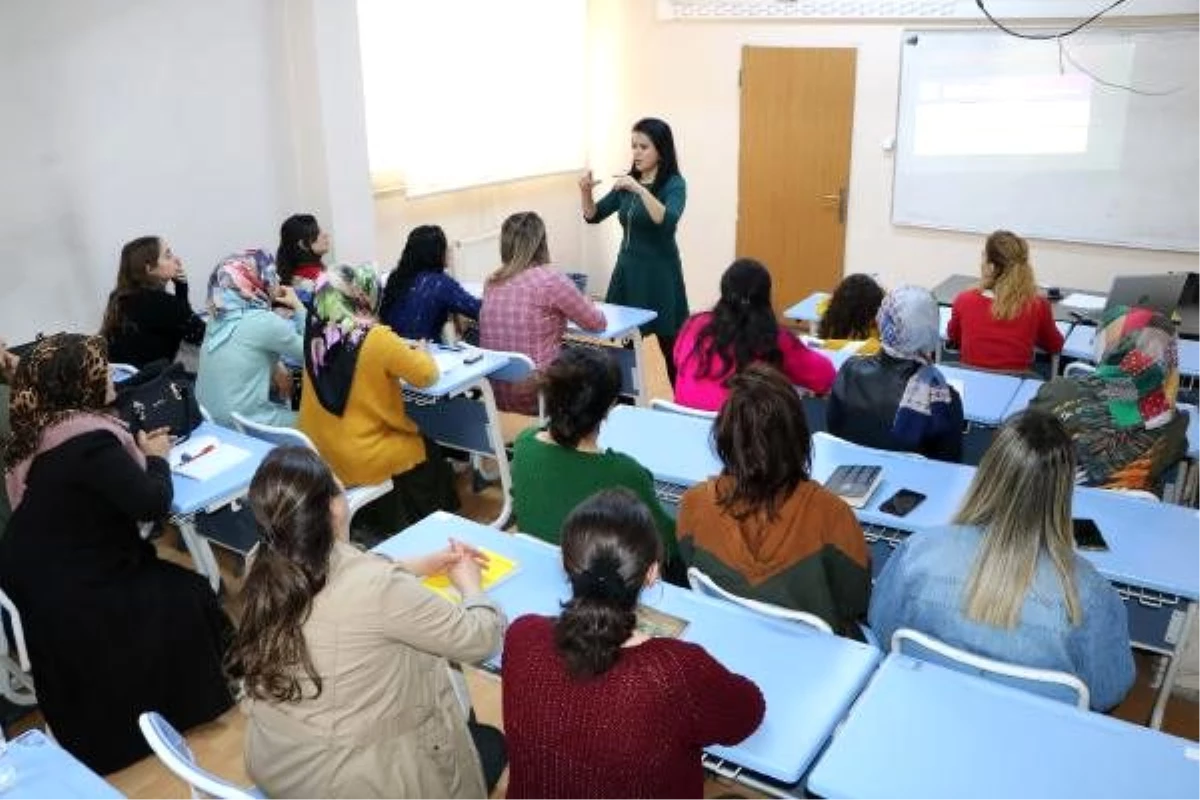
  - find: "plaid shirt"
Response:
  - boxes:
[479,266,606,413]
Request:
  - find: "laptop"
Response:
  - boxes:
[1103,274,1188,318]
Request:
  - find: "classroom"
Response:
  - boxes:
[0,0,1198,798]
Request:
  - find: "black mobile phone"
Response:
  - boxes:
[463,352,484,365]
[880,488,926,517]
[1072,518,1110,551]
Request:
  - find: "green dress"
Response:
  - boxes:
[589,173,689,338]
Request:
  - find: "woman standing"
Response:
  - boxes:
[582,118,689,386]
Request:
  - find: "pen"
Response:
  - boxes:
[180,443,217,464]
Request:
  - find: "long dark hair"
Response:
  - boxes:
[228,447,341,702]
[690,259,781,380]
[818,274,885,340]
[276,214,323,286]
[100,236,163,338]
[381,225,449,316]
[713,364,813,522]
[540,348,621,448]
[554,489,662,679]
[630,117,680,195]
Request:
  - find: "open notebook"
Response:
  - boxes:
[168,435,251,481]
[422,548,519,602]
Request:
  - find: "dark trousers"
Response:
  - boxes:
[657,334,677,388]
[352,438,460,547]
[468,711,507,794]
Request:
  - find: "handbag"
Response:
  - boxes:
[113,359,201,439]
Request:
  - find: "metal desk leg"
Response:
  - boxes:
[1150,601,1196,730]
[630,331,649,407]
[478,381,515,529]
[174,514,222,594]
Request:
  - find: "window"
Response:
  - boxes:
[357,0,588,197]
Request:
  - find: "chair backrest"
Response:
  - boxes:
[686,567,833,634]
[230,412,317,451]
[485,350,546,421]
[138,712,257,799]
[890,628,1090,709]
[650,398,718,420]
[1064,361,1097,378]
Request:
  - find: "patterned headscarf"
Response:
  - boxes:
[204,249,280,353]
[1089,305,1179,429]
[303,264,381,416]
[876,286,957,447]
[4,334,144,508]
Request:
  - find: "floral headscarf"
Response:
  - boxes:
[1090,305,1179,429]
[203,249,280,353]
[303,264,381,416]
[876,286,957,447]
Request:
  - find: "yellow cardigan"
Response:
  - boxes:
[299,326,438,485]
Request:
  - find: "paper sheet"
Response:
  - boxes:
[432,352,460,375]
[169,435,252,481]
[1061,293,1106,311]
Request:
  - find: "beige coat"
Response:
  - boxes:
[244,542,505,798]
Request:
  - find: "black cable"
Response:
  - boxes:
[974,0,1132,40]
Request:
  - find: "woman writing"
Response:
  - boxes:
[582,117,689,386]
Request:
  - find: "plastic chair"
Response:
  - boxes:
[0,588,36,707]
[686,567,833,634]
[890,628,1090,709]
[649,398,717,420]
[138,712,259,799]
[109,363,139,383]
[229,413,393,518]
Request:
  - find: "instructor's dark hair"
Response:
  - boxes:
[554,489,662,679]
[540,348,621,448]
[630,117,680,195]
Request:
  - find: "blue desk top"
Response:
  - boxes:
[408,347,511,398]
[783,292,829,323]
[170,421,276,516]
[808,654,1200,799]
[1003,378,1045,420]
[0,729,123,799]
[462,281,656,341]
[1063,327,1199,378]
[598,405,720,485]
[377,512,882,785]
[937,364,1024,425]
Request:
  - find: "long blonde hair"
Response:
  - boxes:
[954,411,1081,628]
[981,230,1038,321]
[487,212,550,286]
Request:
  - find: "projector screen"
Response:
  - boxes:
[892,28,1199,252]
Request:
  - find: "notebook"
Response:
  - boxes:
[824,464,884,509]
[421,547,518,602]
[168,435,251,481]
[635,605,689,639]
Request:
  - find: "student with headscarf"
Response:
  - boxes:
[1029,305,1188,494]
[0,334,233,773]
[298,265,458,542]
[196,250,306,428]
[827,285,965,462]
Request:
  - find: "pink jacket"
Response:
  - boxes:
[672,312,835,411]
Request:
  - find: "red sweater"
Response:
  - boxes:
[501,615,765,799]
[947,289,1064,372]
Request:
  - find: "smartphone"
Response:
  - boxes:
[463,352,484,365]
[880,488,926,517]
[1072,518,1109,551]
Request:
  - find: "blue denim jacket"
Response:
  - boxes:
[869,524,1135,711]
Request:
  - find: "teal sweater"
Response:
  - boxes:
[511,426,677,556]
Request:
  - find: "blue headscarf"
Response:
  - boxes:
[203,249,279,353]
[877,286,957,447]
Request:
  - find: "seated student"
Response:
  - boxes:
[502,489,765,799]
[276,213,330,300]
[869,411,1135,711]
[380,225,481,342]
[298,265,458,541]
[946,230,1064,373]
[678,364,870,637]
[1029,305,1188,494]
[196,250,306,428]
[101,235,206,368]
[511,348,679,573]
[0,334,232,772]
[479,212,606,415]
[816,273,885,354]
[233,447,506,798]
[0,338,20,538]
[673,259,834,412]
[827,286,965,462]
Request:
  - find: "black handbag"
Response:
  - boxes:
[113,359,201,439]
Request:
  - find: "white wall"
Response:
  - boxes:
[0,0,304,343]
[586,1,1199,311]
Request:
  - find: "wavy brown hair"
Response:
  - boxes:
[228,447,341,702]
[818,273,885,341]
[555,489,661,679]
[982,230,1038,321]
[487,212,550,286]
[713,363,813,522]
[99,236,163,338]
[540,348,621,448]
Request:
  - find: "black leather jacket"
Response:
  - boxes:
[826,352,964,463]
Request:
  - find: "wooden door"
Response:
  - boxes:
[736,47,857,318]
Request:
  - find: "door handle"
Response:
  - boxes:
[820,189,847,224]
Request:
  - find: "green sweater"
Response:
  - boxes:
[511,426,677,557]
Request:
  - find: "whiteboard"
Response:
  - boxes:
[892,28,1199,253]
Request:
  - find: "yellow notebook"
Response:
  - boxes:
[421,548,518,602]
